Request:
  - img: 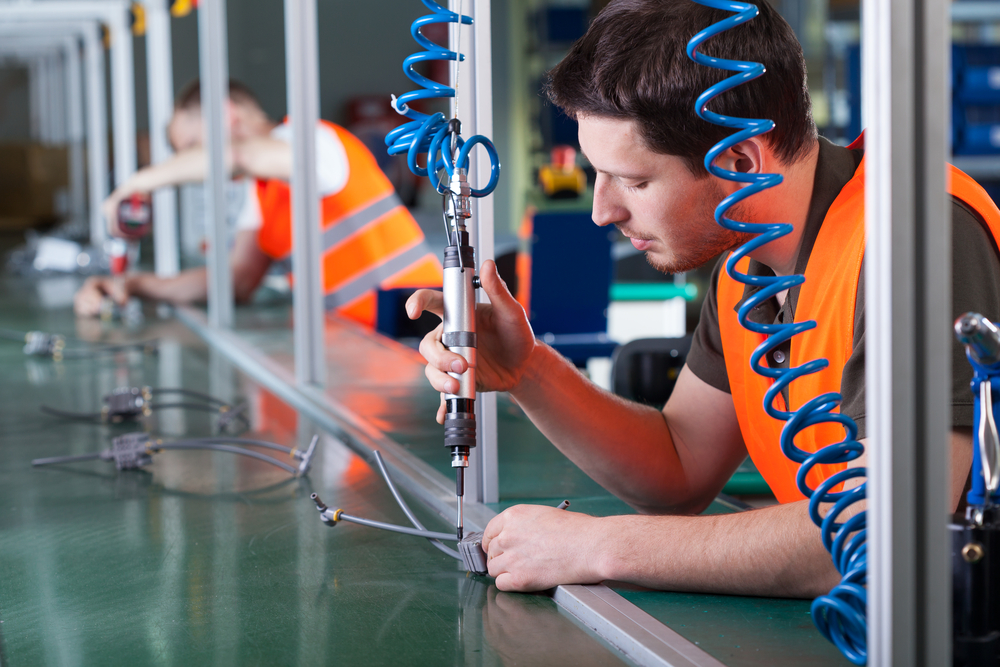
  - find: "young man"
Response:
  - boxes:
[407,0,1000,595]
[74,81,442,327]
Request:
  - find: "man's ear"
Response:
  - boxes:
[712,137,766,175]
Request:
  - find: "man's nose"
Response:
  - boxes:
[591,176,626,227]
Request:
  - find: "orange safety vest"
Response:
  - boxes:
[256,121,443,327]
[718,140,1000,504]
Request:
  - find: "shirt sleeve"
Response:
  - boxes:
[270,122,349,197]
[839,197,1000,438]
[233,179,263,232]
[686,254,732,393]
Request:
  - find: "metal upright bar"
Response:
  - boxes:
[144,0,179,277]
[61,34,87,233]
[106,8,137,187]
[83,22,109,245]
[864,0,953,662]
[451,0,498,504]
[198,0,234,328]
[284,0,326,388]
[27,56,42,141]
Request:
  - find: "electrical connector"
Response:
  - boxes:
[103,387,148,422]
[100,432,154,470]
[458,531,488,575]
[23,331,66,360]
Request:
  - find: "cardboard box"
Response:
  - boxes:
[0,142,69,229]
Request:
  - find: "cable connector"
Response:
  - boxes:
[100,432,154,470]
[216,401,249,433]
[23,331,66,360]
[310,493,341,526]
[103,387,148,422]
[297,435,319,477]
[458,531,488,575]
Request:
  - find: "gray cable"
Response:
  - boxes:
[164,437,297,457]
[372,451,462,560]
[32,452,103,466]
[153,443,298,474]
[334,512,458,541]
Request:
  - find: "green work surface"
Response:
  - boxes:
[221,302,848,667]
[610,588,852,667]
[0,277,629,666]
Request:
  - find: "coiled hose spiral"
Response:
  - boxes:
[687,1,868,663]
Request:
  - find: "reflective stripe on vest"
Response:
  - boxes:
[717,151,1000,504]
[323,240,437,310]
[268,191,408,275]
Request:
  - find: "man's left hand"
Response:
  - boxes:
[481,504,610,592]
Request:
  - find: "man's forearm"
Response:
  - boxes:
[509,343,703,512]
[125,268,208,305]
[598,500,839,597]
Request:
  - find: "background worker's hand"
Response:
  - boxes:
[406,259,536,422]
[74,276,130,317]
[481,504,609,592]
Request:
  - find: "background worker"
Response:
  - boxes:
[407,0,1000,595]
[74,80,443,326]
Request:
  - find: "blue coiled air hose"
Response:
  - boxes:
[384,0,499,195]
[687,1,868,663]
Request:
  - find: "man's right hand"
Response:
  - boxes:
[74,276,130,317]
[406,259,536,421]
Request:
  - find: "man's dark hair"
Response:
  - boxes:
[546,0,816,175]
[174,79,262,112]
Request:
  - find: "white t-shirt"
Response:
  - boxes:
[234,121,350,232]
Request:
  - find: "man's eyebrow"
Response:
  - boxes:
[579,148,650,180]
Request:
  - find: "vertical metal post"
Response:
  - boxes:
[451,0,498,504]
[83,23,110,245]
[107,9,137,186]
[28,57,42,141]
[49,51,66,143]
[145,0,180,277]
[63,34,87,233]
[864,0,952,662]
[198,0,234,329]
[284,0,326,388]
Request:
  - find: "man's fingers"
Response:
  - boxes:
[418,324,467,377]
[479,260,523,317]
[424,363,460,395]
[436,394,446,425]
[406,288,444,320]
[481,512,505,552]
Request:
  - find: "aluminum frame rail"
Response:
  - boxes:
[864,0,953,662]
[284,0,326,388]
[197,0,234,329]
[450,0,499,505]
[141,0,179,277]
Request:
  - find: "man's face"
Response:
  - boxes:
[578,115,753,274]
[167,109,204,152]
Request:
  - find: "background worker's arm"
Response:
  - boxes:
[481,430,973,596]
[103,139,292,233]
[74,229,272,315]
[408,260,750,514]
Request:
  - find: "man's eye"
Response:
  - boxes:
[624,182,647,192]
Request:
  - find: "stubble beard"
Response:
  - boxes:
[643,201,758,275]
